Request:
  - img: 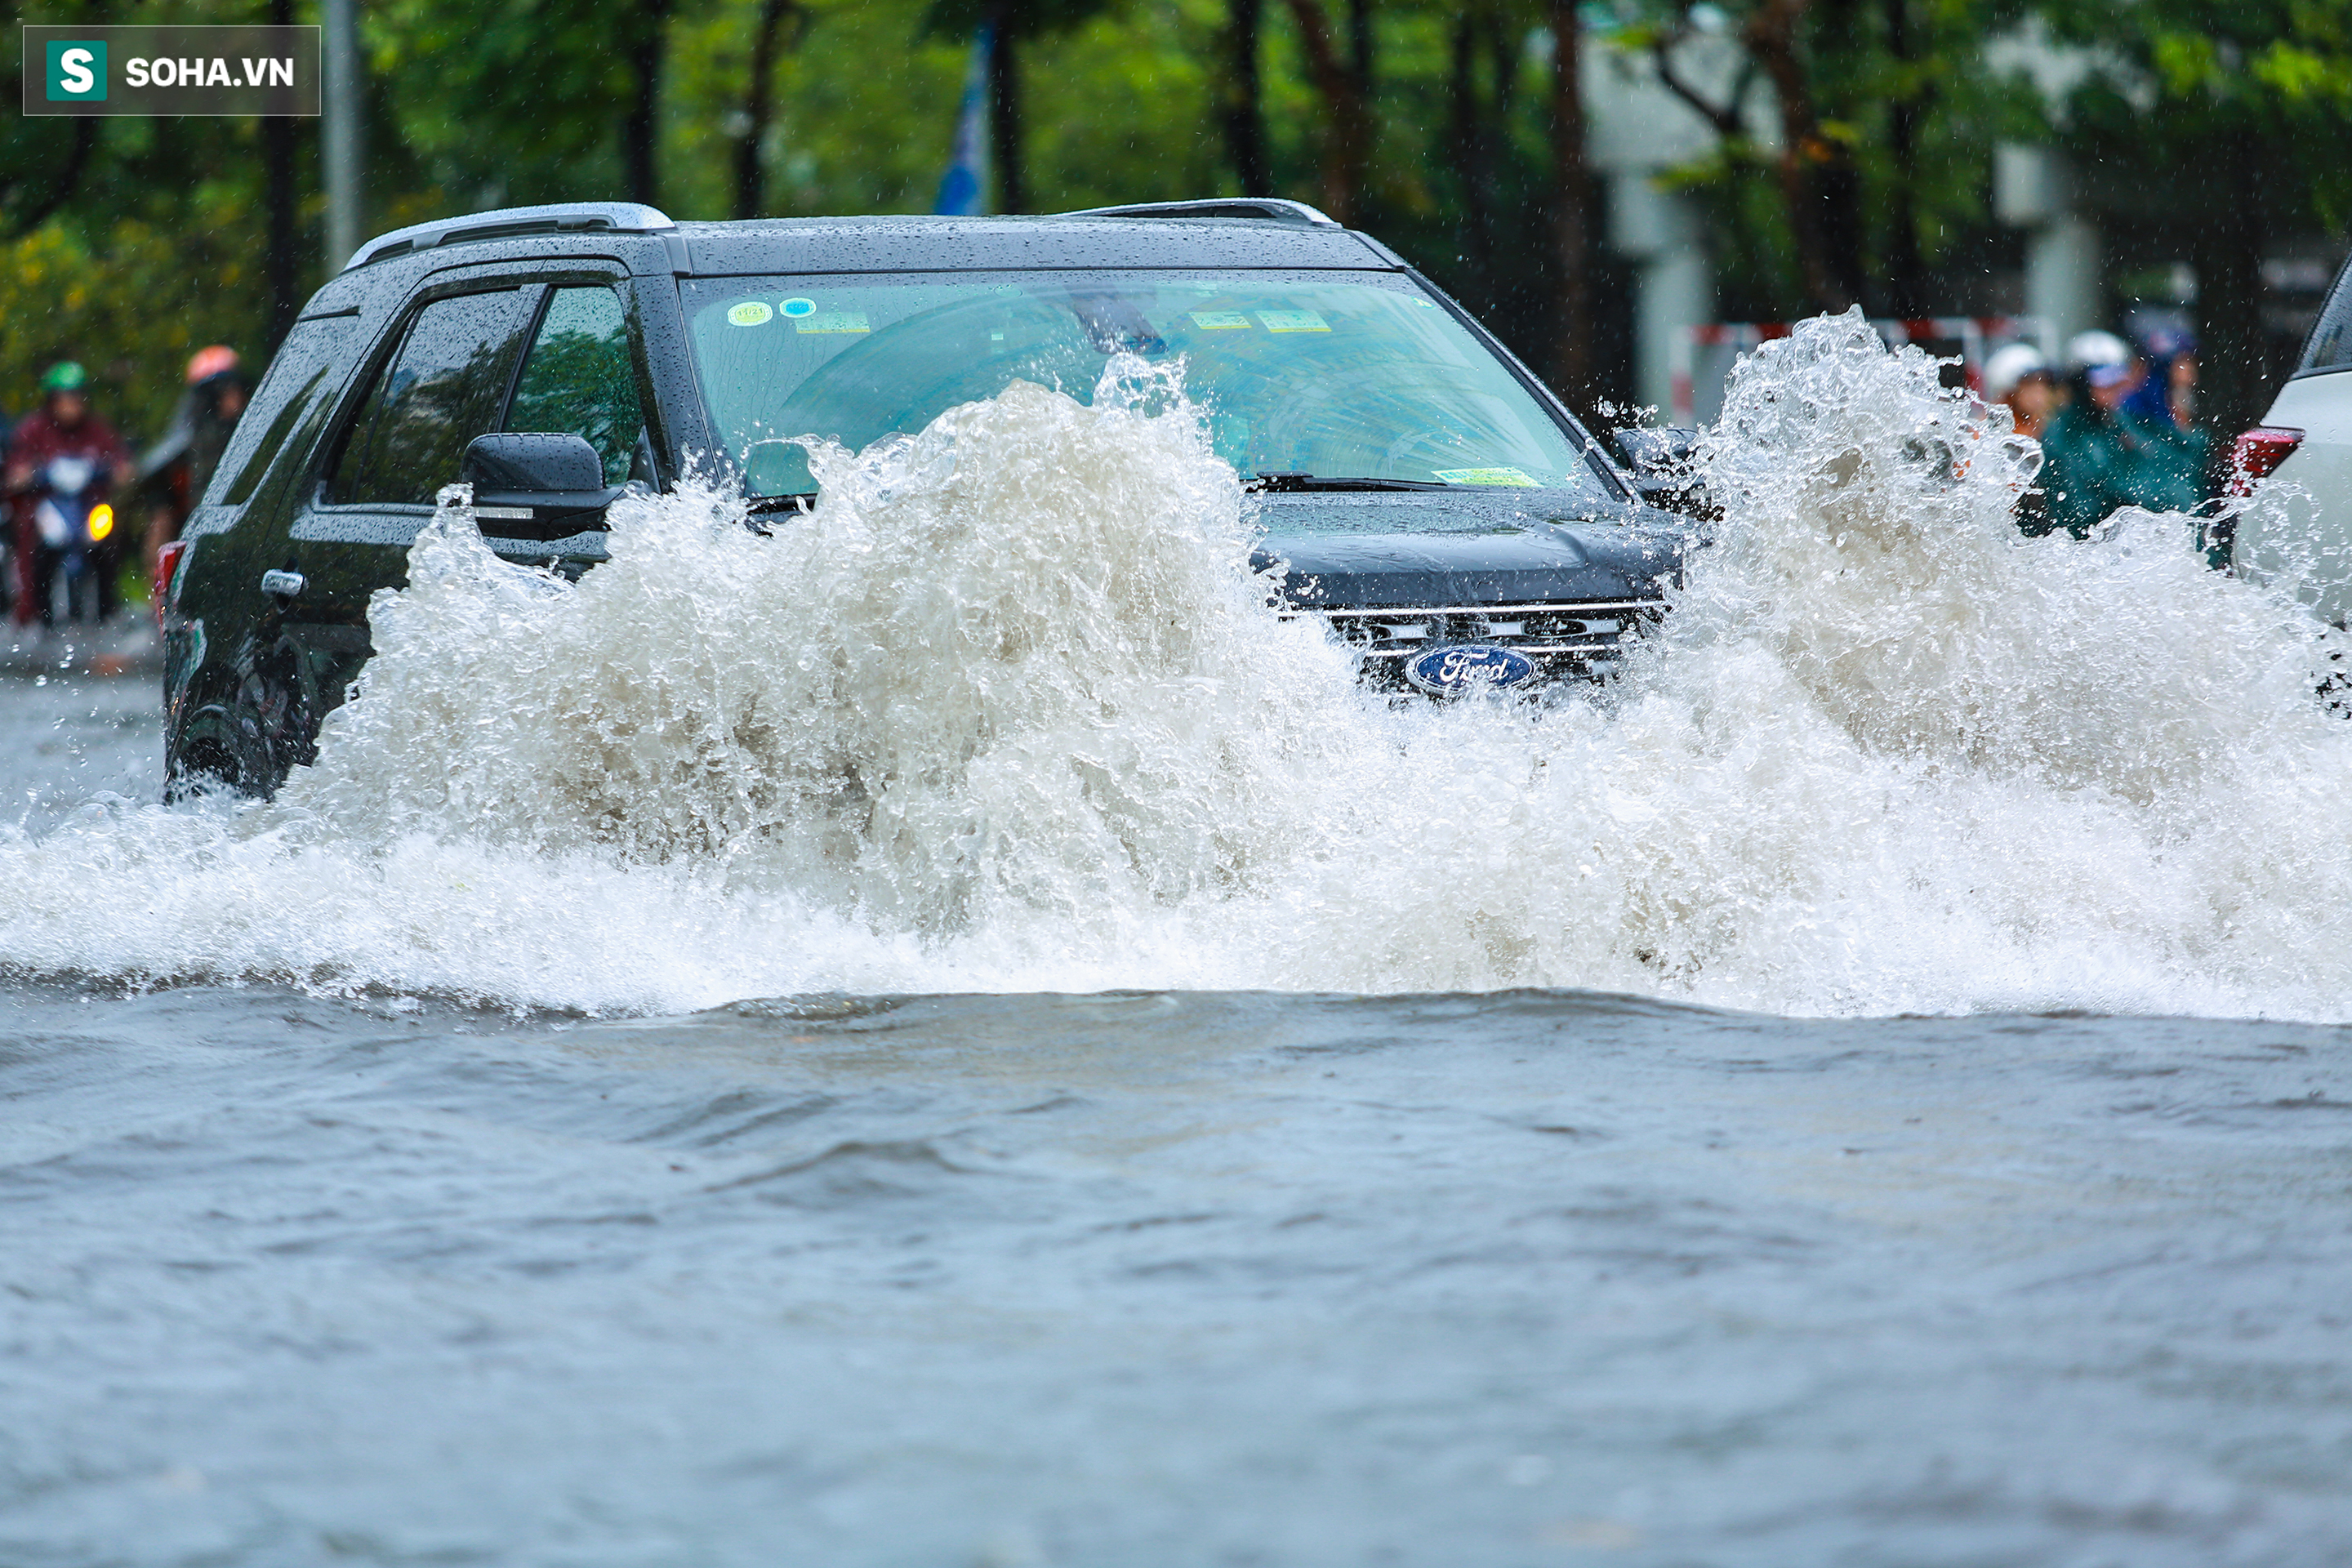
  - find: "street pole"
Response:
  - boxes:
[323,0,364,271]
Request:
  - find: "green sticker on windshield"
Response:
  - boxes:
[1258,310,1329,333]
[1189,310,1253,330]
[726,301,773,327]
[795,311,870,335]
[1433,466,1539,487]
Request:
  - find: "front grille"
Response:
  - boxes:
[1281,599,1663,689]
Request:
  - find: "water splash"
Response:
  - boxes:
[4,322,2350,1017]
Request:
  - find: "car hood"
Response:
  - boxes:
[1247,492,1688,608]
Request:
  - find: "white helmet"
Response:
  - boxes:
[2065,330,2133,372]
[1983,343,2047,400]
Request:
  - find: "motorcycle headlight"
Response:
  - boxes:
[88,504,114,541]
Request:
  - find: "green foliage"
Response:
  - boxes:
[661,0,987,216]
[0,0,303,439]
[2025,0,2352,428]
[6,0,2352,439]
[2037,0,2352,224]
[0,188,273,440]
[363,0,640,207]
[1610,0,2043,320]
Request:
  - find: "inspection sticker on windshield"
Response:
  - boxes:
[1433,467,1538,486]
[726,301,773,327]
[1188,310,1253,330]
[779,297,817,318]
[795,311,871,335]
[1258,310,1329,332]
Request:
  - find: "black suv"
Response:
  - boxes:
[162,198,1686,795]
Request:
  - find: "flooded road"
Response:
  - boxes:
[0,631,163,838]
[9,963,2351,1566]
[6,321,2352,1561]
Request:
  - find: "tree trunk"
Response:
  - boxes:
[2,120,96,241]
[1810,0,1865,308]
[1450,16,1494,315]
[1222,0,1272,197]
[2194,126,2270,447]
[1742,0,1851,314]
[621,0,674,208]
[733,0,795,219]
[1816,156,1865,308]
[1547,0,1592,406]
[990,9,1026,213]
[1881,0,1926,316]
[1348,0,1374,87]
[264,0,300,353]
[1489,12,1517,119]
[1280,0,1370,224]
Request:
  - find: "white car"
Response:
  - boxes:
[2232,268,2352,624]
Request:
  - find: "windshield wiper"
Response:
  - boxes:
[1250,472,1452,492]
[746,492,817,514]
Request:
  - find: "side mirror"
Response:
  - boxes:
[1609,426,1715,519]
[459,432,621,535]
[1611,425,1701,473]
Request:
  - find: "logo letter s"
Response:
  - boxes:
[61,47,96,95]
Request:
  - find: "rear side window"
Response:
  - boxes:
[328,290,532,505]
[214,315,359,506]
[2302,261,2352,373]
[506,286,643,486]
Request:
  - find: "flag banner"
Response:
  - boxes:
[933,25,991,216]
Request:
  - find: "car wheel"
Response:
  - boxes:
[163,700,250,800]
[164,641,314,801]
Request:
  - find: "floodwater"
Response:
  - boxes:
[5,318,2350,1563]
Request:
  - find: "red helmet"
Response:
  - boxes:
[185,345,241,385]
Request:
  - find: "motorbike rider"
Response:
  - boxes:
[140,345,250,577]
[5,362,132,628]
[2030,331,2211,552]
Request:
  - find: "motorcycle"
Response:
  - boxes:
[26,453,120,626]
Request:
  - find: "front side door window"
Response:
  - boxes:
[506,286,645,486]
[327,289,534,506]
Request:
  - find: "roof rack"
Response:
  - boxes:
[342,202,677,272]
[1056,198,1340,228]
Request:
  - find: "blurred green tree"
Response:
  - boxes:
[919,0,1127,212]
[363,0,673,207]
[1615,0,2029,323]
[2035,0,2352,437]
[7,0,2351,450]
[0,0,302,439]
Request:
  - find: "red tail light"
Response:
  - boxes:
[153,540,188,628]
[2228,425,2305,497]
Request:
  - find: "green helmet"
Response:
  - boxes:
[40,361,87,394]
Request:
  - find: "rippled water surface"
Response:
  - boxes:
[9,979,2351,1566]
[5,318,2352,1561]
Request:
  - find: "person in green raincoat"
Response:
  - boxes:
[2029,330,2216,561]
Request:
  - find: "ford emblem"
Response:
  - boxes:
[1403,643,1537,697]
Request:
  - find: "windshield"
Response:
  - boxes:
[679,270,1613,502]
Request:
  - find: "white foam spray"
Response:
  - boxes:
[5,319,2350,1017]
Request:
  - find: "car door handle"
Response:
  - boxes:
[261,568,306,599]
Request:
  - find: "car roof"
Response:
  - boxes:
[672,213,1401,275]
[336,199,1405,282]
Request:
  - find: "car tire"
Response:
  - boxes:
[164,639,314,801]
